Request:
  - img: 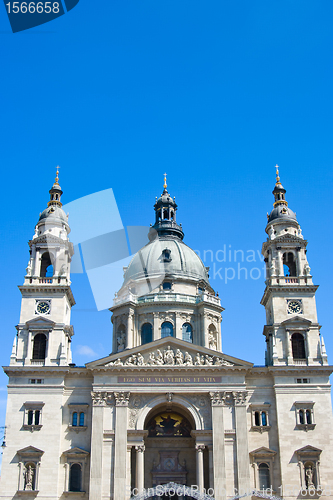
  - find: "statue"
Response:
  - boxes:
[184,352,193,365]
[117,332,126,352]
[26,261,32,276]
[164,346,175,365]
[205,355,214,365]
[175,349,184,365]
[195,353,203,366]
[155,349,164,365]
[58,264,67,276]
[24,465,34,491]
[305,466,314,488]
[125,355,137,366]
[268,225,275,240]
[137,353,144,366]
[208,332,217,350]
[147,352,156,365]
[304,263,311,276]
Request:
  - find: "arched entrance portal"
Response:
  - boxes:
[132,404,209,492]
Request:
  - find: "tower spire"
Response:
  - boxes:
[163,172,167,190]
[48,166,63,208]
[272,165,288,208]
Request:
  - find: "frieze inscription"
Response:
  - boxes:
[118,376,222,384]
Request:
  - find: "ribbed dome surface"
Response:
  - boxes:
[267,206,297,224]
[124,237,209,285]
[38,206,68,224]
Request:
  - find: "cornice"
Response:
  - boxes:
[18,285,76,306]
[91,364,251,373]
[249,365,333,376]
[3,366,88,376]
[261,284,319,306]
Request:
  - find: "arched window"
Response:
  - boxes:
[283,252,296,276]
[141,323,152,345]
[28,410,34,426]
[40,252,53,277]
[299,409,305,425]
[291,333,306,359]
[161,322,174,338]
[255,411,260,427]
[258,463,270,490]
[261,411,267,426]
[306,409,312,424]
[69,463,82,492]
[79,412,85,426]
[163,209,169,220]
[182,323,193,343]
[32,333,47,360]
[72,412,78,426]
[163,281,172,290]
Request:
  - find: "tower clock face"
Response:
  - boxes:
[287,300,302,314]
[36,301,51,315]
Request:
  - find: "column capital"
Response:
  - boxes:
[233,391,248,406]
[195,444,205,452]
[91,391,112,406]
[135,445,145,453]
[114,391,130,406]
[209,391,233,406]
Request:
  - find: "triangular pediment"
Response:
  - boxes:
[296,445,322,454]
[281,316,312,327]
[25,316,55,329]
[63,447,90,457]
[86,337,253,369]
[17,446,44,457]
[249,446,277,458]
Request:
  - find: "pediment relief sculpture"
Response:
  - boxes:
[105,346,234,367]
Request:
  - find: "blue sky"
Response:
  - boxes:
[0,0,333,448]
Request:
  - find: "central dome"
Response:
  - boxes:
[123,236,209,285]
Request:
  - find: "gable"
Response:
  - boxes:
[25,316,55,329]
[86,337,252,369]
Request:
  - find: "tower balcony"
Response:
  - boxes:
[23,276,71,286]
[113,291,221,307]
[265,276,313,286]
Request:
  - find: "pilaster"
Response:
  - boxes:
[113,392,130,500]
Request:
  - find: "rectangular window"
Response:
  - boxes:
[23,402,44,430]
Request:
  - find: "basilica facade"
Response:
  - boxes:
[1,170,333,500]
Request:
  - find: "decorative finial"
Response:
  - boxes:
[163,172,167,189]
[275,164,281,184]
[55,166,60,185]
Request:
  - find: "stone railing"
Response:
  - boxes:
[114,292,221,307]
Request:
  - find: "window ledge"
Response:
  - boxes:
[17,490,39,496]
[296,423,316,431]
[68,425,88,432]
[251,425,271,433]
[22,425,42,432]
[63,492,86,497]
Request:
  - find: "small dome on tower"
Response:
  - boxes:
[267,165,298,224]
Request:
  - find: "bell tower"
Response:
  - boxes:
[261,166,327,366]
[11,169,75,367]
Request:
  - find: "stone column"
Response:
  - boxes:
[126,445,132,499]
[208,444,214,489]
[113,392,130,500]
[126,311,134,349]
[286,329,293,365]
[296,248,302,276]
[153,313,159,341]
[209,392,227,500]
[89,391,109,500]
[195,444,205,492]
[175,312,182,340]
[135,445,145,493]
[26,330,32,365]
[233,391,250,495]
[277,249,283,276]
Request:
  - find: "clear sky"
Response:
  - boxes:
[0,0,333,451]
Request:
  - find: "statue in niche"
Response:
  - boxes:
[208,332,217,350]
[24,465,34,491]
[184,351,193,365]
[163,346,175,365]
[304,263,311,276]
[26,261,32,276]
[268,225,275,240]
[117,331,126,352]
[305,466,315,488]
[175,349,184,365]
